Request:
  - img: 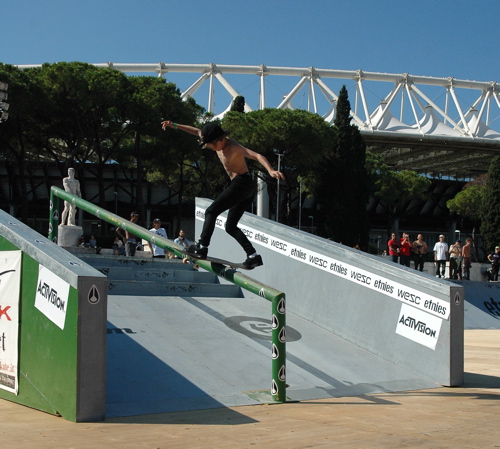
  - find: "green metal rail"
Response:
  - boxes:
[49,186,287,402]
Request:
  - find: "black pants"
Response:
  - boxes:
[414,254,425,271]
[493,263,499,281]
[200,172,256,256]
[436,260,446,277]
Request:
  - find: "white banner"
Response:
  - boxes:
[35,266,70,330]
[196,207,450,320]
[0,250,22,394]
[396,304,443,350]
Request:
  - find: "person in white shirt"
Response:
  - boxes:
[433,234,449,278]
[149,218,168,258]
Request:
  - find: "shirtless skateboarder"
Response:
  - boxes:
[161,120,285,269]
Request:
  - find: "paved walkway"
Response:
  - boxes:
[2,329,499,448]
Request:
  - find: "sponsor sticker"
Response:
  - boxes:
[0,250,22,394]
[396,304,442,350]
[34,266,70,330]
[195,206,451,320]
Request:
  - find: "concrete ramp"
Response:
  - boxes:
[105,293,438,417]
[193,198,464,388]
[462,281,500,329]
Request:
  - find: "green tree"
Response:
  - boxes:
[447,179,485,262]
[481,156,500,252]
[34,62,132,208]
[0,63,47,221]
[379,170,431,236]
[314,86,370,248]
[222,108,334,225]
[230,96,246,113]
[366,151,431,236]
[118,76,202,220]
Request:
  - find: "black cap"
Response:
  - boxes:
[200,122,229,145]
[153,218,161,222]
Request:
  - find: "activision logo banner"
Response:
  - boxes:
[396,304,442,350]
[35,266,70,330]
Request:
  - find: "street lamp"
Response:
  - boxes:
[273,149,284,222]
[298,176,302,230]
[455,229,460,242]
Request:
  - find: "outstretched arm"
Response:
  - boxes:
[161,120,201,137]
[237,145,285,180]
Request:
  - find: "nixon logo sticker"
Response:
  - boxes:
[88,285,100,304]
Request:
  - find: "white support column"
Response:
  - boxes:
[473,90,490,136]
[277,76,308,109]
[208,74,215,114]
[181,73,210,101]
[256,173,269,219]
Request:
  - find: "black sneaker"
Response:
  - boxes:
[184,243,208,259]
[243,254,263,269]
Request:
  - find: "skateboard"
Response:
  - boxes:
[183,254,254,270]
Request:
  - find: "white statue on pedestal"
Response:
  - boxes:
[61,168,82,226]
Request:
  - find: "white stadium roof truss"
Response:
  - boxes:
[18,62,500,177]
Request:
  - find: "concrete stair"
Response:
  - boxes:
[70,252,242,298]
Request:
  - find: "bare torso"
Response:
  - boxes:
[216,139,250,179]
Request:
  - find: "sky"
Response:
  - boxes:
[2,0,499,120]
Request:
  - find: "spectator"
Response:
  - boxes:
[387,233,400,264]
[433,234,448,278]
[487,246,500,281]
[112,237,124,255]
[449,240,462,280]
[149,218,168,259]
[89,235,97,248]
[116,211,140,257]
[412,234,428,272]
[399,233,411,267]
[174,230,191,258]
[462,238,472,280]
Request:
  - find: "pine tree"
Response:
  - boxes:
[316,86,370,248]
[480,156,500,253]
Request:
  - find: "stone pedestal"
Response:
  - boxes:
[58,225,83,247]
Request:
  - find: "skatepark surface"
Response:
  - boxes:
[2,290,500,448]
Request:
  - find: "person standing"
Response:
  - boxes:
[462,238,473,280]
[448,240,462,279]
[433,234,449,278]
[487,246,500,281]
[399,233,412,267]
[149,218,168,259]
[412,234,428,272]
[387,233,400,264]
[161,120,284,269]
[116,211,140,257]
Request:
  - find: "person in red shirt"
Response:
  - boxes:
[399,233,412,267]
[388,233,400,264]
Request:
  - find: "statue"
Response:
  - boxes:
[61,168,82,226]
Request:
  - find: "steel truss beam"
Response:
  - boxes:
[17,62,500,177]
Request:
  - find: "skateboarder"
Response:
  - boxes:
[161,120,285,268]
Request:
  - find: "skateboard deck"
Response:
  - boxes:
[183,254,253,270]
